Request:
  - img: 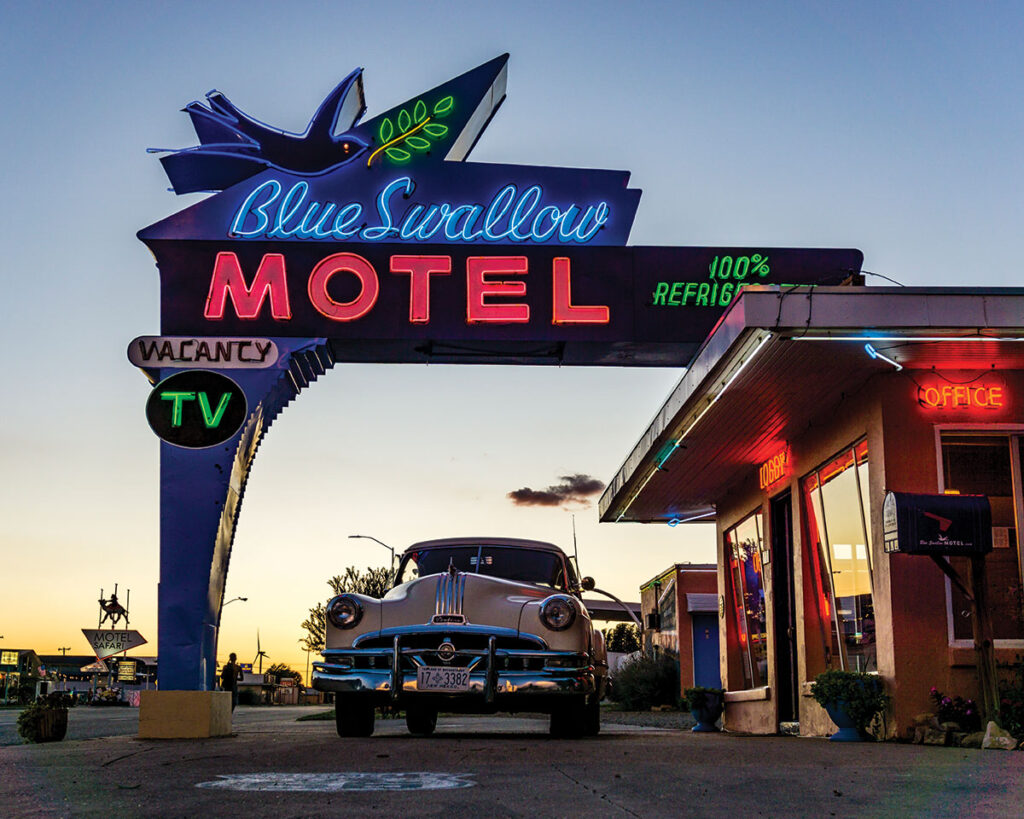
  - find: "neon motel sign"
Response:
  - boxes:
[135,53,867,693]
[203,252,609,326]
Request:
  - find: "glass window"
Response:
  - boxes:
[658,581,677,636]
[941,435,1024,641]
[802,441,876,672]
[726,511,767,689]
[395,546,573,590]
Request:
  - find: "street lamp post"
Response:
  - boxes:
[348,535,395,575]
[223,596,248,607]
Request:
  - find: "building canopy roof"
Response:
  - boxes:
[600,286,1024,525]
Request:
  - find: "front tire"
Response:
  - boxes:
[405,705,438,736]
[335,696,375,737]
[583,695,601,736]
[550,697,587,738]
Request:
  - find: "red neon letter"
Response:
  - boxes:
[466,256,529,324]
[390,255,451,324]
[308,253,379,321]
[551,257,610,325]
[205,252,292,320]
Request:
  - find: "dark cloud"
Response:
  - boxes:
[507,474,606,508]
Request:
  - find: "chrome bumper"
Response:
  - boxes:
[312,634,597,701]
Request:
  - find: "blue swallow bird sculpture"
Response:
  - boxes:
[157,68,369,194]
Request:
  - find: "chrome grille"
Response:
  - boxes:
[435,571,467,616]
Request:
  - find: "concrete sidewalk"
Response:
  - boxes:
[2,711,1021,817]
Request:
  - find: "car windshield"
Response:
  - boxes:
[395,545,573,590]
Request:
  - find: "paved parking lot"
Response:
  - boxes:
[2,707,1021,817]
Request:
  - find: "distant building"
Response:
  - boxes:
[640,564,720,695]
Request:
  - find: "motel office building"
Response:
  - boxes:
[601,287,1024,738]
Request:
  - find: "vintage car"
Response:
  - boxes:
[312,537,607,737]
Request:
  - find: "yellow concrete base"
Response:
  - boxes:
[138,690,233,739]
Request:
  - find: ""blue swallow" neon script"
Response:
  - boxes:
[229,177,610,244]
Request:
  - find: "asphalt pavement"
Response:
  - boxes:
[2,706,1022,817]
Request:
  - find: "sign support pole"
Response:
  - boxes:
[155,338,332,691]
[968,555,999,722]
[930,554,998,721]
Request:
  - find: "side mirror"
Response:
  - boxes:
[580,576,596,592]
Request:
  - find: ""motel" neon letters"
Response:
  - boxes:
[203,252,610,326]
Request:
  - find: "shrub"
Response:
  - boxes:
[998,654,1024,741]
[928,686,981,731]
[683,686,724,711]
[812,670,889,734]
[609,654,679,711]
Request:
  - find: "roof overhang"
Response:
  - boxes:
[599,286,1024,525]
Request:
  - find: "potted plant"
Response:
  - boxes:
[683,686,725,732]
[811,670,889,742]
[17,692,69,743]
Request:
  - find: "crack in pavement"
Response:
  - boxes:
[101,747,154,768]
[551,764,641,817]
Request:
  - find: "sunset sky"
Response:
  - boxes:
[2,2,1022,681]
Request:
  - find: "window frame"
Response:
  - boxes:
[800,438,876,673]
[724,507,767,690]
[934,423,1024,650]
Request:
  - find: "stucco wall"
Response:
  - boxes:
[717,366,1024,738]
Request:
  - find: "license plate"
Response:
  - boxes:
[416,666,470,692]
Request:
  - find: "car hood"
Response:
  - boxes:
[379,571,552,631]
[324,571,595,653]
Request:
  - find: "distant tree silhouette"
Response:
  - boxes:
[604,623,641,653]
[299,567,391,653]
[266,662,302,686]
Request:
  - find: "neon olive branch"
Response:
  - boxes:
[367,96,454,166]
[366,118,431,167]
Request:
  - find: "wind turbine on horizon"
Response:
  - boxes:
[253,630,269,674]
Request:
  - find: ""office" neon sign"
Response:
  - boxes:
[918,383,1006,410]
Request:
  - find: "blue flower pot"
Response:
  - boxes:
[823,700,867,742]
[690,693,723,732]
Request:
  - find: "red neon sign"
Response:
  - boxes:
[758,450,788,490]
[205,252,292,320]
[390,255,452,324]
[204,253,612,327]
[918,384,1005,410]
[307,253,380,321]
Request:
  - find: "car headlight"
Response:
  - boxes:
[327,594,363,629]
[540,595,577,631]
